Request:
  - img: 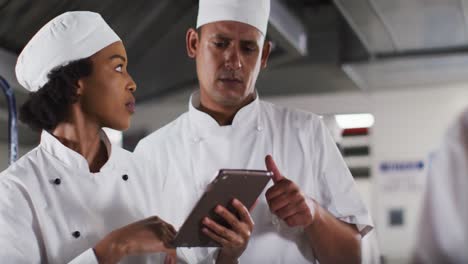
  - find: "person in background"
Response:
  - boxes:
[413,107,468,264]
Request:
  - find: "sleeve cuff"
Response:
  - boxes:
[306,196,374,237]
[176,248,220,264]
[337,215,374,237]
[68,248,99,264]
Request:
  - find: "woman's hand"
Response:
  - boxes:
[94,216,177,264]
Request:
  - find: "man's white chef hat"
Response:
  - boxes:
[196,0,270,36]
[15,11,121,92]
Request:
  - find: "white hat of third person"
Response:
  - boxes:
[15,11,121,92]
[196,0,270,36]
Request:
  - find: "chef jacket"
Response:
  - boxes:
[414,108,468,263]
[134,91,374,264]
[0,130,213,263]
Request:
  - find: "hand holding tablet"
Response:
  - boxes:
[172,169,272,247]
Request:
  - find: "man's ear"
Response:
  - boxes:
[186,28,199,58]
[260,40,272,69]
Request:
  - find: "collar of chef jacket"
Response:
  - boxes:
[188,90,262,137]
[39,130,117,172]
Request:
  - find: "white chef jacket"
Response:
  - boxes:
[414,108,468,264]
[134,92,374,263]
[0,130,213,264]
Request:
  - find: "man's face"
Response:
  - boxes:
[187,21,271,108]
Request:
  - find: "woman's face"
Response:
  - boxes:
[78,41,137,131]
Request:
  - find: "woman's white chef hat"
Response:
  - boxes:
[15,11,120,92]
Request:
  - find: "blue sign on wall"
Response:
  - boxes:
[380,161,424,172]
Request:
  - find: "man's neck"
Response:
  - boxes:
[198,93,255,126]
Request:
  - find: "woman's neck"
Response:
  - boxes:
[51,110,108,173]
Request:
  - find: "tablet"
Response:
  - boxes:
[172,169,272,247]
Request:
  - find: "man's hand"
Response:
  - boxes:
[265,155,315,228]
[265,155,362,264]
[94,216,177,264]
[202,199,254,264]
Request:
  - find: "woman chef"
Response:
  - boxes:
[0,11,207,264]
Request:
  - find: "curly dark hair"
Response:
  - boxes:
[19,58,93,131]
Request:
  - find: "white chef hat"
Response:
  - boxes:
[196,0,270,36]
[15,11,121,92]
